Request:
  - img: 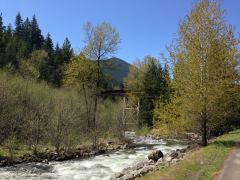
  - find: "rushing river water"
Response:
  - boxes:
[0,132,184,180]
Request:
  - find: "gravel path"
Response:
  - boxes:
[217,142,240,180]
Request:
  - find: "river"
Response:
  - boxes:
[0,132,184,180]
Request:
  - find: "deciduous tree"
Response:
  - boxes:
[154,0,240,146]
[83,22,120,144]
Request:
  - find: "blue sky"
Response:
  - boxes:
[0,0,239,63]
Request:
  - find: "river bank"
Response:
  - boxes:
[0,139,130,167]
[112,145,194,180]
[139,130,240,180]
[0,131,186,179]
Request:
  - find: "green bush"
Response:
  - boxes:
[0,70,123,154]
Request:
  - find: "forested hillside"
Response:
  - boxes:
[0,13,130,89]
[0,13,73,87]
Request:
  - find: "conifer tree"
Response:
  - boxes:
[30,15,44,50]
[14,13,24,39]
[2,25,13,67]
[5,25,12,40]
[61,38,73,64]
[0,14,4,34]
[140,56,170,127]
[0,14,5,67]
[43,33,54,58]
[46,43,64,86]
[23,17,32,53]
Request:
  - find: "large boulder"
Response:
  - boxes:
[148,150,164,162]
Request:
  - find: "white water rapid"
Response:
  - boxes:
[0,132,184,180]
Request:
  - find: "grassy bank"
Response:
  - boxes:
[139,129,240,180]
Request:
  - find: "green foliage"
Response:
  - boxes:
[29,15,44,50]
[0,70,123,154]
[14,13,24,39]
[135,126,150,136]
[61,38,73,64]
[124,56,171,127]
[0,14,5,68]
[140,56,171,127]
[154,0,240,145]
[3,135,20,159]
[0,12,74,87]
[154,95,191,137]
[43,33,54,57]
[96,99,124,139]
[19,50,50,80]
[64,54,98,89]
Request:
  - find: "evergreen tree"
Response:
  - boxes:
[140,56,170,127]
[52,43,64,86]
[54,43,61,60]
[5,38,17,69]
[0,12,74,86]
[30,15,44,50]
[23,17,32,53]
[5,24,13,40]
[124,57,171,127]
[0,14,5,67]
[61,38,73,64]
[2,24,13,67]
[0,14,4,34]
[43,33,54,57]
[14,13,24,39]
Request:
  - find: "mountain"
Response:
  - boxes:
[101,57,131,89]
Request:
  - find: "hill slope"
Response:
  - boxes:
[101,57,131,89]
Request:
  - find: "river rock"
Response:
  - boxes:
[136,161,145,170]
[140,165,155,175]
[170,150,182,159]
[148,150,164,162]
[114,172,124,178]
[147,159,155,166]
[42,159,49,164]
[122,173,134,180]
[164,156,173,162]
[98,149,106,154]
[107,141,114,145]
[0,159,9,166]
[123,143,136,149]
